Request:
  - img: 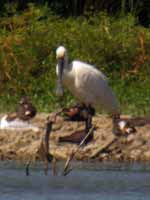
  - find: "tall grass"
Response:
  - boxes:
[0,5,149,116]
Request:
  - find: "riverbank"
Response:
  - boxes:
[0,113,150,163]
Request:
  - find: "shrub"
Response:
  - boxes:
[0,5,149,115]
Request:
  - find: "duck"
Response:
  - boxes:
[16,96,37,121]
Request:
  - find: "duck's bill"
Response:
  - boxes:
[56,58,64,97]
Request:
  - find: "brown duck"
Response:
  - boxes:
[62,104,95,122]
[59,104,95,144]
[59,129,94,145]
[16,96,37,121]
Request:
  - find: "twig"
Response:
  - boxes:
[51,157,57,176]
[62,126,95,176]
[42,117,54,175]
[25,159,31,176]
[25,145,40,176]
[25,113,58,176]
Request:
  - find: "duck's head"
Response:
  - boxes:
[56,46,67,97]
[116,120,137,136]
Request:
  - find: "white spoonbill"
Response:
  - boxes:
[56,46,120,130]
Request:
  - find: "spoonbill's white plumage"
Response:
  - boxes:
[56,46,120,116]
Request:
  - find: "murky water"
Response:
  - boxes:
[0,161,150,200]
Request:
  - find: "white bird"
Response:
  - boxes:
[56,46,120,131]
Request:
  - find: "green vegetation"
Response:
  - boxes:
[0,4,149,116]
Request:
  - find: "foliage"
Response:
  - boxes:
[0,0,149,26]
[0,4,149,116]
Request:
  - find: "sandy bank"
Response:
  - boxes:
[0,113,150,163]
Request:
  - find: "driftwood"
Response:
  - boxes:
[118,117,150,127]
[62,126,95,176]
[129,117,150,126]
[25,115,57,176]
[89,134,116,158]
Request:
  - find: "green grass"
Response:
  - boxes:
[0,5,149,116]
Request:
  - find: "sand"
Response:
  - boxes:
[0,113,150,163]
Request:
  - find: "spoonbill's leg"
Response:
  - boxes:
[85,105,95,133]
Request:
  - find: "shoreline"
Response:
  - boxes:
[0,113,150,163]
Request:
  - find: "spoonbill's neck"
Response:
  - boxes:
[63,55,69,70]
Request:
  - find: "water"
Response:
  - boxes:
[0,161,150,200]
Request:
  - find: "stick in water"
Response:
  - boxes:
[25,112,58,176]
[62,126,95,176]
[25,160,31,176]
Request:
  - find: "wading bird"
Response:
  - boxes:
[55,46,120,134]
